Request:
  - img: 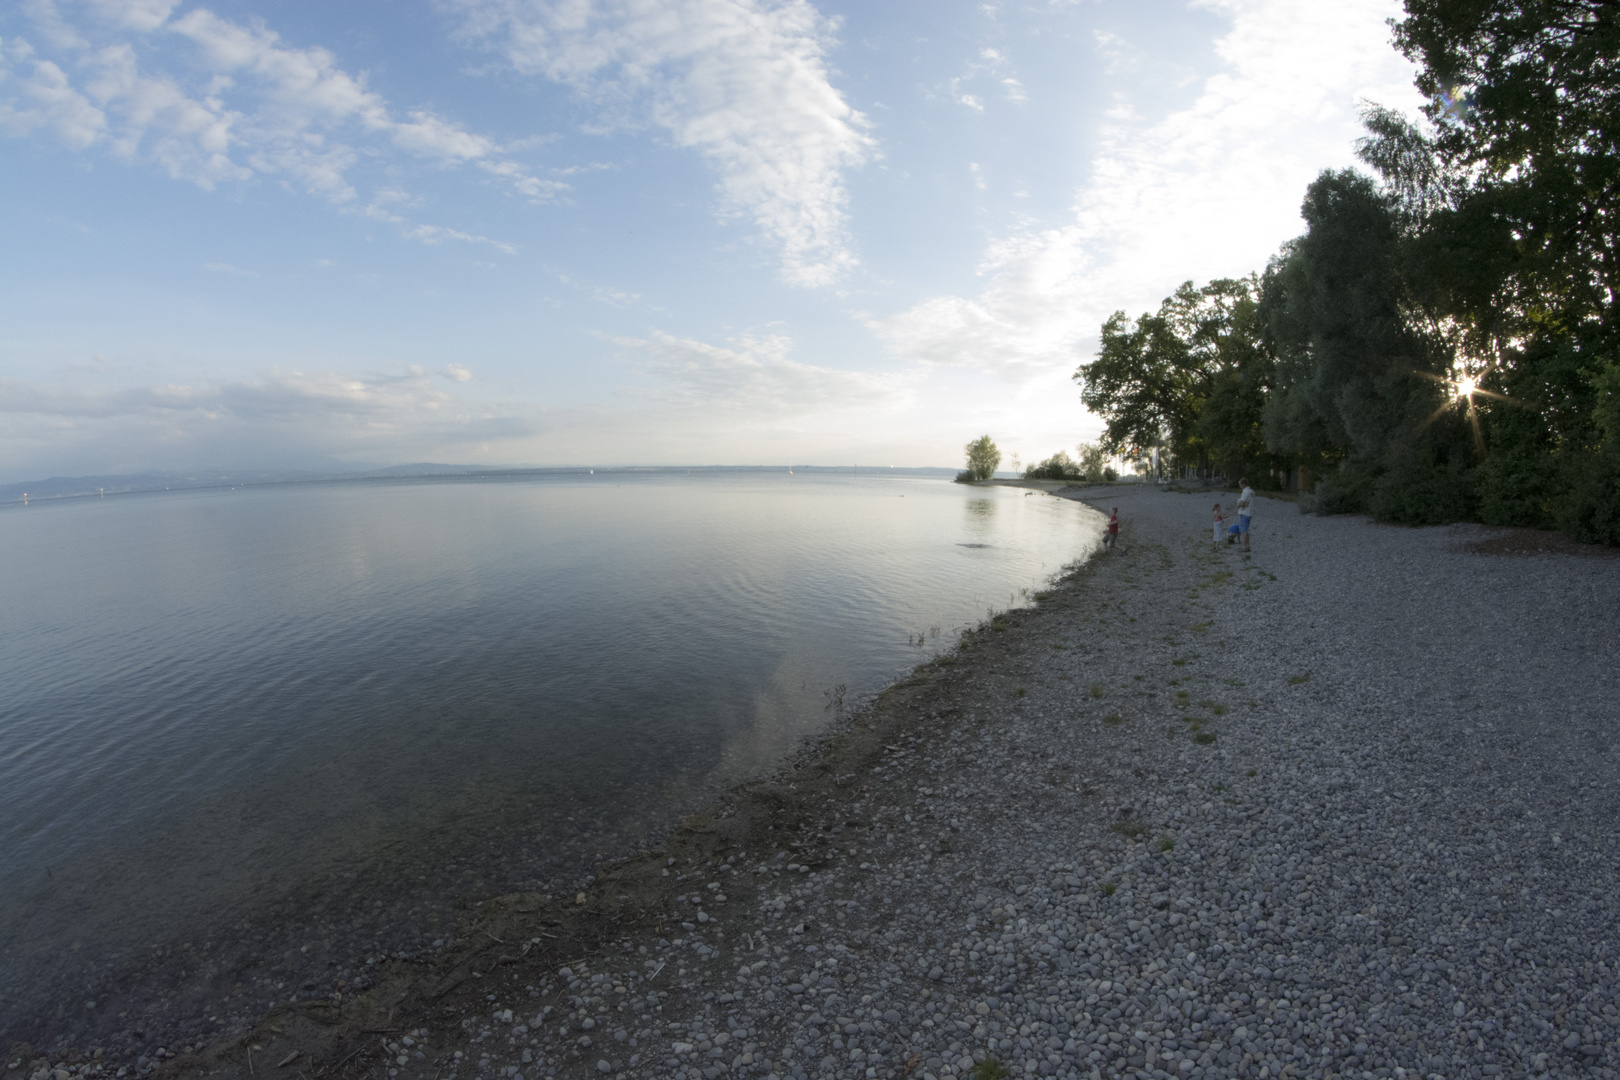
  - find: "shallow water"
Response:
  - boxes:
[0,471,1100,1041]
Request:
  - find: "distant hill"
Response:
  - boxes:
[1,463,960,503]
[0,471,310,501]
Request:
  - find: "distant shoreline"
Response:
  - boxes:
[0,464,965,505]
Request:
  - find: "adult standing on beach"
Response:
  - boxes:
[1236,479,1254,552]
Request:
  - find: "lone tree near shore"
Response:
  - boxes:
[962,435,1001,481]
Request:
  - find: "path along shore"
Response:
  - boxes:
[13,487,1619,1080]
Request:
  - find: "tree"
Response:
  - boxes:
[1077,278,1273,479]
[963,435,1002,481]
[1075,284,1207,466]
[1076,442,1110,483]
[1062,2,1620,543]
[1257,168,1477,522]
[1395,0,1620,344]
[1187,276,1274,481]
[1385,1,1620,538]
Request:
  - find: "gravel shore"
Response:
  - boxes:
[13,487,1618,1080]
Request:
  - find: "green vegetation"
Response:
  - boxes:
[959,435,1002,482]
[1110,821,1148,839]
[1023,449,1082,481]
[1023,442,1119,482]
[1288,673,1312,685]
[971,1059,1012,1080]
[1193,732,1218,745]
[1156,837,1176,852]
[1072,0,1620,546]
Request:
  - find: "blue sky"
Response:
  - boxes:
[1,0,1421,480]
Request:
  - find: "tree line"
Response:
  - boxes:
[957,436,1119,483]
[1074,0,1620,546]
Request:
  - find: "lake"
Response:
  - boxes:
[0,470,1102,1046]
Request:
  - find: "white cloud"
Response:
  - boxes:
[0,49,108,147]
[1,2,556,229]
[83,0,178,33]
[880,0,1422,380]
[449,0,873,287]
[83,41,249,186]
[443,364,474,382]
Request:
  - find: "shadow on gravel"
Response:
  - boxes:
[1458,527,1620,559]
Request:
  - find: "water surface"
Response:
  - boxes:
[0,471,1101,1043]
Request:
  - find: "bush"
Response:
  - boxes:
[1103,466,1119,481]
[1024,451,1083,481]
[954,470,975,483]
[1299,463,1371,515]
[1368,452,1479,526]
[1476,447,1560,529]
[1556,445,1620,546]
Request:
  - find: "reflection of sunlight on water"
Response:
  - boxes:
[707,650,831,789]
[964,497,997,539]
[710,489,1106,794]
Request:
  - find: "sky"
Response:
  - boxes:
[0,0,1424,481]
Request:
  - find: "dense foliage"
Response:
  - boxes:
[1022,444,1118,482]
[1073,0,1620,545]
[1022,450,1083,481]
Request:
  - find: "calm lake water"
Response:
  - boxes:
[0,470,1101,1042]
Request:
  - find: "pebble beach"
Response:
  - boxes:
[12,485,1619,1080]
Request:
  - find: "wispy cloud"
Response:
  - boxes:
[881,0,1421,379]
[0,366,533,475]
[945,45,1026,113]
[0,0,553,242]
[403,223,517,253]
[624,330,898,417]
[448,0,873,287]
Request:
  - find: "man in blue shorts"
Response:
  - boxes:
[1235,478,1254,553]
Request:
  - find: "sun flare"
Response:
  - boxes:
[1454,374,1479,400]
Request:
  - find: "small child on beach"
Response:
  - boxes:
[1104,508,1120,551]
[1212,503,1225,548]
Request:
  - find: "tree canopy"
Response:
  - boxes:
[1075,277,1270,481]
[1071,0,1620,545]
[961,435,1002,482]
